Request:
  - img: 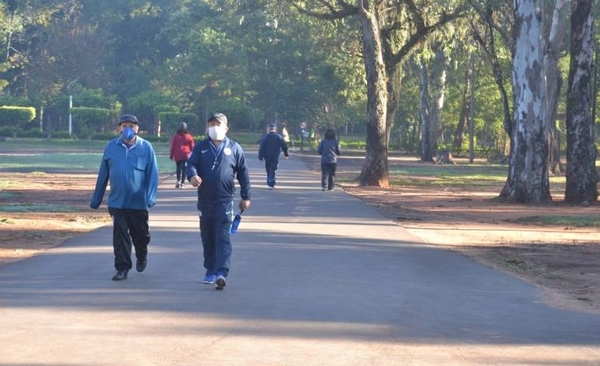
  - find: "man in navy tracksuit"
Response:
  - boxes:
[186,113,251,290]
[90,114,159,281]
[258,122,289,189]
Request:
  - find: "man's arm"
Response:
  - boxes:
[90,151,110,209]
[235,147,251,200]
[186,142,201,180]
[146,144,159,208]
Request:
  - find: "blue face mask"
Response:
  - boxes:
[121,127,135,141]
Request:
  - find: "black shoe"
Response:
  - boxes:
[112,270,128,281]
[215,275,227,290]
[136,258,147,272]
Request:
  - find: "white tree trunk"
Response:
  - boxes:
[502,0,551,203]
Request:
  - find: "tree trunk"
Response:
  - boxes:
[501,0,551,204]
[452,60,471,153]
[385,60,403,149]
[564,0,597,204]
[545,0,570,176]
[429,47,447,154]
[419,62,433,162]
[357,2,389,187]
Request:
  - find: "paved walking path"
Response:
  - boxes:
[1,151,600,365]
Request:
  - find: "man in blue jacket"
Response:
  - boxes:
[258,122,289,189]
[187,113,251,290]
[90,114,159,281]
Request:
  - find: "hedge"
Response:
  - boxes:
[0,106,36,135]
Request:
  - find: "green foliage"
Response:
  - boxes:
[209,98,258,131]
[154,104,179,114]
[127,91,179,128]
[339,135,366,150]
[158,112,199,137]
[226,130,264,146]
[0,106,36,132]
[71,107,110,137]
[0,0,592,189]
[70,86,115,109]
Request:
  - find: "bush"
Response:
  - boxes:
[158,112,200,137]
[71,107,111,137]
[0,106,36,135]
[209,99,260,131]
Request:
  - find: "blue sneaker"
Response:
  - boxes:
[215,275,227,290]
[202,274,216,284]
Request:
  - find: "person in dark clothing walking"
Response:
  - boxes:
[186,113,251,290]
[317,128,341,191]
[258,122,289,189]
[90,114,159,281]
[169,121,195,188]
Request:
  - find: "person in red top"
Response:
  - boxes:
[169,122,195,188]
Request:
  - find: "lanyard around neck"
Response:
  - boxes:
[210,140,225,170]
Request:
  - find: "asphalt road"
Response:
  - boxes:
[1,150,599,365]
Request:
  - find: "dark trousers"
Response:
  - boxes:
[265,160,279,187]
[321,162,337,190]
[175,160,186,183]
[199,200,234,277]
[108,208,150,271]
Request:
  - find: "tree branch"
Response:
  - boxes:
[388,5,468,66]
[288,0,358,20]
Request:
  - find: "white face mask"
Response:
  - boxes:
[208,125,227,140]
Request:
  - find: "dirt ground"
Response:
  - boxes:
[1,154,600,316]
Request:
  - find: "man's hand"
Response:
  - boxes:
[190,175,202,187]
[239,199,251,212]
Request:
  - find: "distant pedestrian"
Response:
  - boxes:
[317,128,341,191]
[186,113,251,290]
[169,121,195,188]
[281,122,290,143]
[281,121,294,151]
[258,122,289,189]
[90,114,159,281]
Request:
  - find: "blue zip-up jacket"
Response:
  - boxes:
[318,138,341,164]
[186,136,251,207]
[258,132,289,162]
[90,136,159,210]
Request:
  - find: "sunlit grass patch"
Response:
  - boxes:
[0,203,79,213]
[0,149,171,173]
[0,153,103,170]
[0,191,20,198]
[388,163,508,187]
